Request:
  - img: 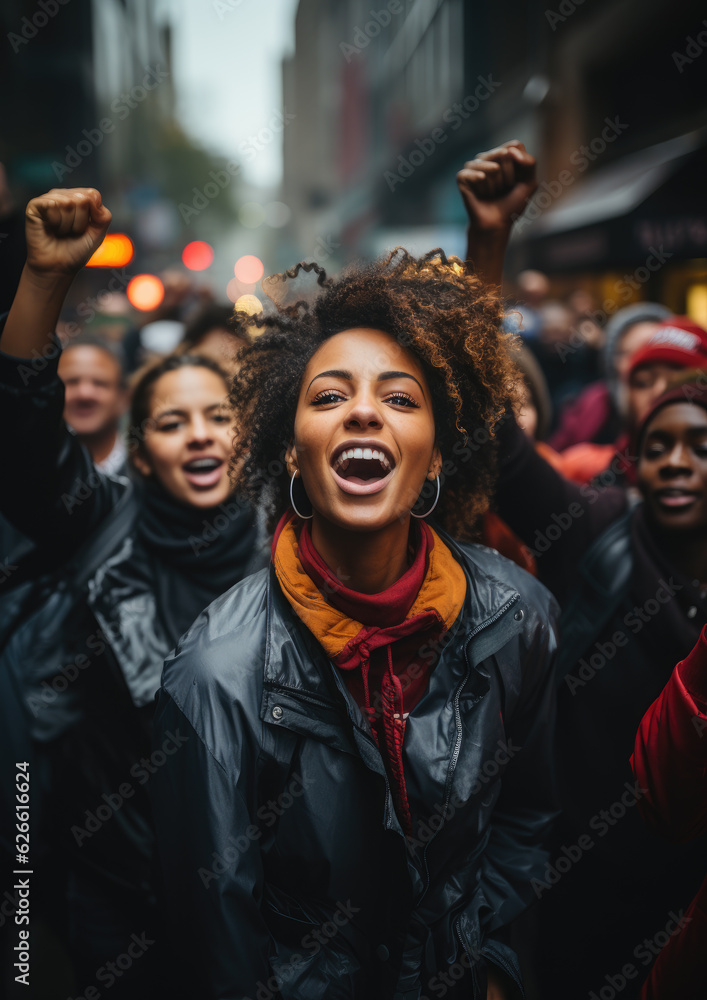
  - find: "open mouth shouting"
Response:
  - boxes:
[330,441,396,495]
[182,456,225,490]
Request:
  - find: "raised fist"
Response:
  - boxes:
[457,141,537,234]
[24,187,112,277]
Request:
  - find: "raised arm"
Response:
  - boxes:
[457,141,537,289]
[455,145,626,604]
[0,189,122,553]
[2,188,111,357]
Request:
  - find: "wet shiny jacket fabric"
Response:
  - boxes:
[0,335,269,893]
[151,538,560,1000]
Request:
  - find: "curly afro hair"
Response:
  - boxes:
[229,247,521,541]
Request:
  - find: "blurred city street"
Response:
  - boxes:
[1,1,706,998]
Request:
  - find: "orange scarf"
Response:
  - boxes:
[272,515,465,660]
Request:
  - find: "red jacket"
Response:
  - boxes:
[631,625,707,1000]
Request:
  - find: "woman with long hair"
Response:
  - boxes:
[0,188,266,997]
[150,248,560,999]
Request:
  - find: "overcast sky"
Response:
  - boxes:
[167,0,299,188]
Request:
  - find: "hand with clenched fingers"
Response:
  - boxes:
[1,187,112,359]
[457,140,538,235]
[457,141,538,286]
[24,187,112,277]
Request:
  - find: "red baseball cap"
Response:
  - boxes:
[628,316,707,375]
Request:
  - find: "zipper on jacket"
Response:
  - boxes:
[456,921,481,1000]
[326,661,399,830]
[350,720,397,829]
[418,594,520,904]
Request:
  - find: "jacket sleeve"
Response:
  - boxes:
[631,624,707,843]
[495,415,627,606]
[480,589,561,936]
[151,660,274,998]
[0,326,122,556]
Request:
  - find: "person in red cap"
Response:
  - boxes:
[625,316,707,432]
[527,315,707,489]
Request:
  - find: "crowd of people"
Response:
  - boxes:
[0,142,704,1000]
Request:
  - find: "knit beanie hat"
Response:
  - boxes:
[604,302,671,403]
[634,374,707,458]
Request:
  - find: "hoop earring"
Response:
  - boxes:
[410,475,441,519]
[289,471,313,520]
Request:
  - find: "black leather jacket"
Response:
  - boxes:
[0,335,268,890]
[151,538,560,1000]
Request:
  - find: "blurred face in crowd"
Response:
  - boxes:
[192,327,245,376]
[568,289,596,316]
[613,322,663,382]
[59,345,126,438]
[626,363,682,430]
[287,327,441,535]
[133,366,235,508]
[539,303,574,347]
[518,270,549,308]
[637,402,707,533]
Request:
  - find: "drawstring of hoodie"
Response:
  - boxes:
[359,642,413,835]
[359,644,377,729]
[382,645,413,835]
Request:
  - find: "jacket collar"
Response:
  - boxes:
[260,537,524,740]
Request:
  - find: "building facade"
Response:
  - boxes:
[281,0,707,314]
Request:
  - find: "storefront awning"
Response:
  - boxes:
[510,129,707,272]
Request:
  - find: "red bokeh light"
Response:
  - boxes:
[182,241,214,271]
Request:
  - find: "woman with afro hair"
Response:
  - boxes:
[151,235,560,1000]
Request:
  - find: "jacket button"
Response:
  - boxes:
[376,944,389,961]
[271,706,283,720]
[514,609,524,621]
